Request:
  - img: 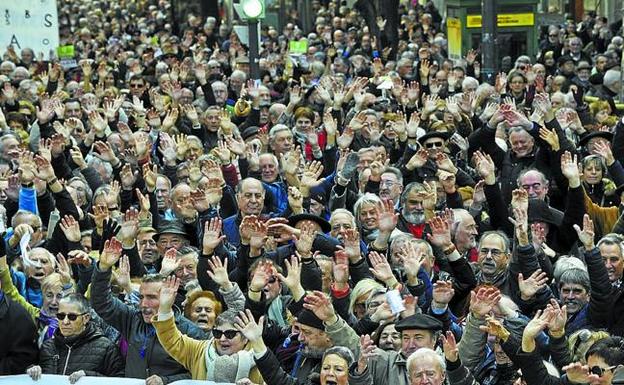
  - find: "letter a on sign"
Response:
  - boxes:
[0,0,59,59]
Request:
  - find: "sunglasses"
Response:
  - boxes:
[590,365,616,377]
[213,329,240,339]
[57,312,87,321]
[268,276,277,284]
[425,141,444,149]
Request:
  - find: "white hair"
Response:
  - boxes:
[407,348,446,377]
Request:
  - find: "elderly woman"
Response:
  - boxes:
[580,155,618,206]
[184,290,222,332]
[153,277,262,383]
[26,294,124,383]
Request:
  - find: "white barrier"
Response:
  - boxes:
[0,374,234,385]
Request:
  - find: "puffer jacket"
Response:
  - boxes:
[39,322,124,377]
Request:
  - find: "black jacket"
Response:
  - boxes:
[40,322,125,377]
[0,293,39,374]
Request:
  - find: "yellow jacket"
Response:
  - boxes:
[152,314,263,383]
[0,267,40,321]
[584,189,619,237]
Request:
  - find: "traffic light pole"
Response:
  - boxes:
[248,18,260,80]
[481,0,497,85]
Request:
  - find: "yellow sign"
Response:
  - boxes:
[447,17,462,60]
[466,13,534,28]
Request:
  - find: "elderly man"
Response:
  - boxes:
[223,178,266,247]
[357,314,444,385]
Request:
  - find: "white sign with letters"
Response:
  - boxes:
[0,0,59,59]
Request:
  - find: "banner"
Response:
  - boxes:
[0,0,60,60]
[0,375,235,385]
[447,17,462,61]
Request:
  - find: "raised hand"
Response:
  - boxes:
[368,251,396,287]
[160,248,180,275]
[511,188,529,212]
[59,215,81,243]
[432,281,455,307]
[472,151,495,183]
[295,223,316,257]
[357,335,378,374]
[300,161,324,189]
[275,255,303,297]
[441,331,459,363]
[234,309,265,344]
[377,199,398,234]
[563,363,598,385]
[67,250,92,267]
[469,286,501,319]
[206,256,232,289]
[406,148,429,171]
[249,260,273,292]
[546,299,567,337]
[427,215,453,249]
[303,290,337,323]
[518,269,549,300]
[99,237,123,271]
[158,276,180,313]
[560,151,580,185]
[342,228,361,262]
[118,208,139,246]
[523,308,554,341]
[479,315,510,341]
[573,214,595,249]
[539,126,560,151]
[203,217,225,254]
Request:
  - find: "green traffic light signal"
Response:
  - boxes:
[241,0,264,19]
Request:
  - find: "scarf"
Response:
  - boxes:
[205,340,255,382]
[37,310,58,347]
[267,296,287,327]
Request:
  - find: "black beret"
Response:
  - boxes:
[296,309,324,331]
[395,313,443,332]
[241,126,260,141]
[288,213,331,234]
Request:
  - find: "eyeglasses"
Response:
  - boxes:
[425,141,444,149]
[479,248,503,257]
[549,34,558,37]
[380,180,399,187]
[590,365,616,377]
[213,329,240,339]
[57,312,87,321]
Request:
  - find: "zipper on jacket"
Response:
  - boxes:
[62,346,72,375]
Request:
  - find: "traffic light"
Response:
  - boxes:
[234,0,265,20]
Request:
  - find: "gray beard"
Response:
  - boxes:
[402,211,425,224]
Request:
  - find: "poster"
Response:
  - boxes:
[0,0,60,60]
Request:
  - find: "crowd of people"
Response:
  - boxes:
[3,0,624,384]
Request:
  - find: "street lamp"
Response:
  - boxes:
[239,0,264,80]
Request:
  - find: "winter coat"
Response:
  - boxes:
[91,264,207,383]
[253,315,360,385]
[152,313,262,382]
[39,322,124,377]
[0,293,39,374]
